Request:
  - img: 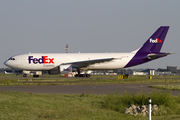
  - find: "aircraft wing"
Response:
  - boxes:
[61,58,114,68]
[147,53,174,59]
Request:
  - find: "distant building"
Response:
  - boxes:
[149,69,155,75]
[141,69,155,75]
[167,66,177,72]
[132,71,148,75]
[125,69,155,75]
[4,69,23,75]
[155,71,172,75]
[0,68,11,73]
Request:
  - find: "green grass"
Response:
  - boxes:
[1,74,180,119]
[150,84,180,90]
[103,91,176,114]
[0,73,180,86]
[0,91,180,120]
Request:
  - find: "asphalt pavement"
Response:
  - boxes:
[0,84,179,95]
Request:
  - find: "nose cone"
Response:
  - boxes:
[4,60,12,68]
[4,60,9,67]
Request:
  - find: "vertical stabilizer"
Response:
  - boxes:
[138,26,169,53]
[125,26,170,68]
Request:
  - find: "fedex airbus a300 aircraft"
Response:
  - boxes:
[4,26,172,77]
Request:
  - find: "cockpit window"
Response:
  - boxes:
[8,57,15,60]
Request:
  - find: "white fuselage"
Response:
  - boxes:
[4,52,135,71]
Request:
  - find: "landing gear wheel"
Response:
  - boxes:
[75,74,90,78]
[86,74,90,78]
[23,74,27,77]
[82,74,86,77]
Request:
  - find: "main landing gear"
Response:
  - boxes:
[74,74,90,78]
[74,70,90,78]
[23,74,27,77]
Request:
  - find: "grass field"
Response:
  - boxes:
[1,74,180,119]
[0,73,180,86]
[0,91,180,120]
[150,84,180,90]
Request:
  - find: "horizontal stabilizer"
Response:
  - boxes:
[147,53,174,59]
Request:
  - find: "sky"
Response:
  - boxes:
[0,0,180,69]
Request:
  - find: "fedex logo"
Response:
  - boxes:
[149,38,162,43]
[28,56,54,64]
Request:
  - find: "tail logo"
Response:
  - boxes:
[149,38,162,43]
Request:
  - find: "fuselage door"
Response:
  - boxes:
[21,56,28,68]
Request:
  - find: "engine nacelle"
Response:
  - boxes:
[59,64,74,74]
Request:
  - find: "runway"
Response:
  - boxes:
[0,84,180,95]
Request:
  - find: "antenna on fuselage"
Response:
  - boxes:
[64,44,68,53]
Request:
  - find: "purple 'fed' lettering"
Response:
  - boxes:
[28,56,54,64]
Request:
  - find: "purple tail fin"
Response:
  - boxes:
[125,26,170,68]
[138,26,169,53]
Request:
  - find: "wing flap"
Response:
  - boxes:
[62,58,114,68]
[61,58,114,68]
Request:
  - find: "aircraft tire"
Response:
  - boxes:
[82,74,86,77]
[86,74,90,78]
[75,74,90,78]
[23,74,27,77]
